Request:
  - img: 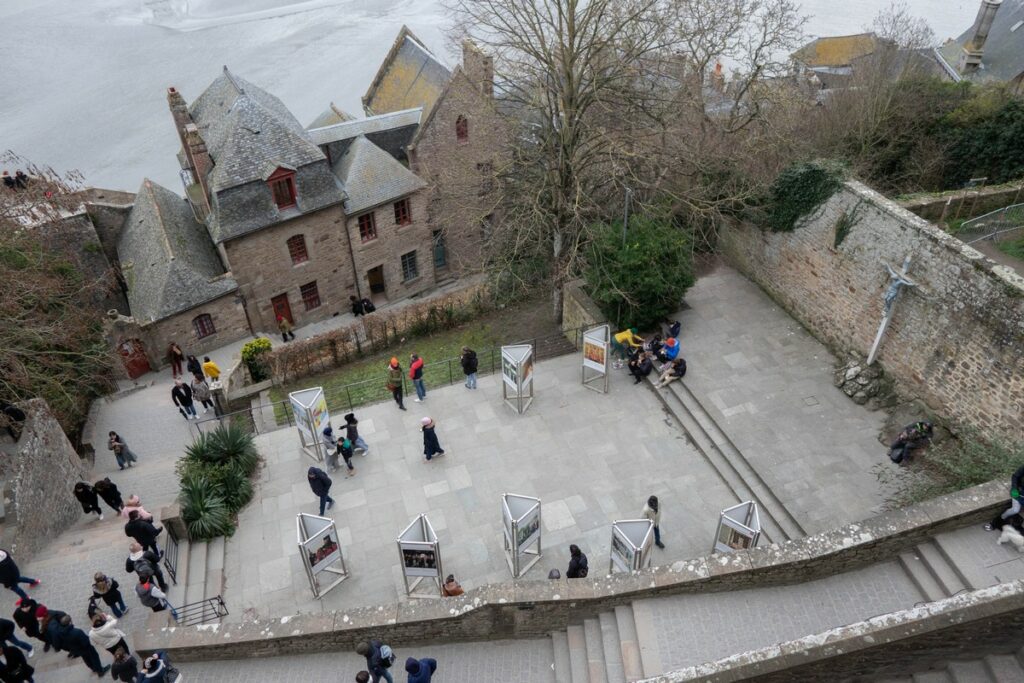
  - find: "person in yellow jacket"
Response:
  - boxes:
[201,356,221,381]
[611,327,643,365]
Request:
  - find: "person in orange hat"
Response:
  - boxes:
[386,357,406,411]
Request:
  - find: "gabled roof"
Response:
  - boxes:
[936,0,1024,83]
[307,107,422,146]
[332,136,426,214]
[792,33,883,68]
[362,26,451,116]
[189,67,326,192]
[118,180,237,323]
[307,102,357,129]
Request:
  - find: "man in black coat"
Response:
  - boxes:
[171,379,196,420]
[307,467,334,516]
[125,543,168,591]
[124,511,162,557]
[460,347,478,390]
[52,615,109,676]
[0,550,38,601]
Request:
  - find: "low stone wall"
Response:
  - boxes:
[561,279,605,338]
[899,182,1023,222]
[136,480,1005,661]
[0,400,90,562]
[649,581,1024,682]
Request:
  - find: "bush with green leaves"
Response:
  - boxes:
[583,215,696,330]
[765,160,845,233]
[241,337,273,382]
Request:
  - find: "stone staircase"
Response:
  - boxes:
[145,535,227,629]
[875,651,1024,682]
[898,537,975,603]
[549,602,657,683]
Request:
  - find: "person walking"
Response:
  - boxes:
[11,600,46,652]
[125,544,167,592]
[191,375,215,415]
[110,647,139,683]
[134,575,170,615]
[355,640,395,683]
[202,356,221,381]
[460,347,478,390]
[91,573,128,618]
[0,641,35,682]
[405,657,438,683]
[278,315,296,342]
[185,354,203,379]
[409,354,426,402]
[52,615,109,677]
[0,618,33,657]
[344,413,370,454]
[171,379,196,420]
[124,511,162,558]
[166,343,184,378]
[643,495,666,549]
[421,418,445,462]
[120,495,153,522]
[566,544,589,578]
[88,612,129,659]
[94,479,124,515]
[322,426,340,471]
[106,431,137,470]
[0,552,37,603]
[386,358,406,411]
[307,467,334,516]
[986,463,1024,531]
[339,439,356,478]
[74,482,105,521]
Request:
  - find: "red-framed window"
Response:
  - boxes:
[358,212,377,242]
[286,234,308,264]
[300,281,321,311]
[455,115,468,142]
[267,168,297,209]
[394,198,411,225]
[193,314,216,339]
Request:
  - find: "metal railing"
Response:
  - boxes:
[960,203,1024,244]
[163,527,180,585]
[173,595,228,627]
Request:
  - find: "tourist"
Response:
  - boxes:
[13,171,29,190]
[53,615,109,677]
[644,334,663,357]
[643,495,666,549]
[107,431,137,470]
[611,328,643,365]
[124,510,163,557]
[405,656,437,683]
[171,379,197,420]
[191,375,215,414]
[339,439,356,478]
[120,495,153,522]
[421,418,445,462]
[139,652,174,682]
[460,347,478,390]
[94,478,125,514]
[201,356,221,381]
[344,413,370,454]
[986,463,1024,532]
[278,315,296,342]
[441,575,463,597]
[111,647,139,682]
[307,467,334,516]
[0,640,34,681]
[92,573,129,618]
[186,354,203,379]
[667,320,681,338]
[350,295,365,317]
[88,612,129,658]
[12,599,46,651]
[0,618,33,657]
[0,552,37,602]
[322,426,339,471]
[40,609,68,654]
[566,544,589,578]
[0,172,14,191]
[125,543,167,591]
[887,421,934,465]
[355,640,395,683]
[386,358,406,411]
[134,575,169,614]
[166,342,185,378]
[656,337,680,367]
[409,354,427,401]
[74,482,105,521]
[361,297,375,313]
[628,351,654,384]
[655,357,687,389]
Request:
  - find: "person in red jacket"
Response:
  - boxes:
[409,354,426,402]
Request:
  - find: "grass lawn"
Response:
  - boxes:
[997,235,1024,261]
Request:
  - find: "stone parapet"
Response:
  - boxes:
[561,279,605,338]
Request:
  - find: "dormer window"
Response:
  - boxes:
[267,167,297,209]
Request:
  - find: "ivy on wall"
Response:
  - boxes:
[766,160,845,233]
[833,200,864,249]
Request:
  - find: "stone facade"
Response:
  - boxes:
[0,400,90,562]
[721,181,1024,441]
[560,278,606,338]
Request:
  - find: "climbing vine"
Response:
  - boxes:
[833,200,864,249]
[766,160,845,233]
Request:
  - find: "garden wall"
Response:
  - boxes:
[721,181,1024,441]
[561,278,605,339]
[899,181,1023,222]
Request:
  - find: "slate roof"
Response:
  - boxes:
[362,26,451,116]
[306,102,357,129]
[936,0,1024,84]
[307,108,422,145]
[332,136,426,214]
[118,180,237,323]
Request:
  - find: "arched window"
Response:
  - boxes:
[193,314,216,339]
[287,234,308,264]
[455,115,469,142]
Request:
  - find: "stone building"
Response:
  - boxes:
[935,0,1024,93]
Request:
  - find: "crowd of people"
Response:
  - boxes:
[1,170,30,192]
[612,321,688,389]
[165,342,221,421]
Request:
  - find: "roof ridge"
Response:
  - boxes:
[222,65,245,95]
[143,180,176,264]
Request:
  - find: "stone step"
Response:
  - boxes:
[913,672,953,683]
[165,533,191,610]
[183,539,208,608]
[583,617,608,683]
[598,611,626,683]
[205,535,226,603]
[917,541,967,597]
[984,654,1024,681]
[898,549,947,602]
[948,661,995,683]
[932,532,981,592]
[614,605,644,682]
[630,599,662,678]
[551,631,572,683]
[567,624,589,683]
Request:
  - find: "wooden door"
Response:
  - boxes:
[271,293,293,324]
[117,339,152,379]
[367,265,386,294]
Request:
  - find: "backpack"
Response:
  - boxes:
[134,557,156,578]
[379,644,396,668]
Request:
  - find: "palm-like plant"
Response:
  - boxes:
[180,476,234,540]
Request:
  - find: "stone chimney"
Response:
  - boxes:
[462,40,494,99]
[958,0,1002,73]
[167,87,193,155]
[184,124,213,216]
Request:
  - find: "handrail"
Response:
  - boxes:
[173,595,228,627]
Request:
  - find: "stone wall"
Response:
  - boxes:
[900,182,1024,222]
[135,479,1005,661]
[0,400,89,562]
[720,181,1024,441]
[561,279,606,338]
[650,582,1024,682]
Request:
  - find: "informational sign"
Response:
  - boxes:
[713,501,761,554]
[289,387,330,461]
[397,514,443,598]
[500,345,535,415]
[609,519,654,574]
[502,493,542,577]
[296,513,347,598]
[581,324,610,393]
